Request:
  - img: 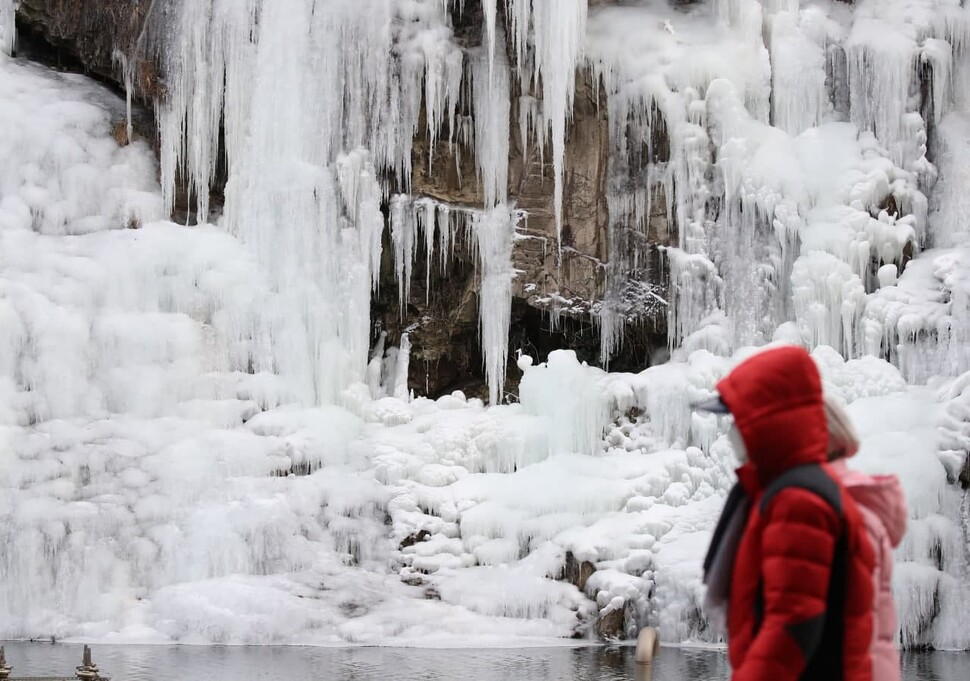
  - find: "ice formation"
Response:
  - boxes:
[390,195,519,406]
[1,0,970,652]
[0,1,14,57]
[506,0,588,250]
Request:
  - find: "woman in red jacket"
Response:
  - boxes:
[700,346,877,681]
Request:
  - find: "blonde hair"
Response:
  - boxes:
[824,392,859,461]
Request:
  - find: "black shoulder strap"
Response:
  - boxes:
[753,463,848,681]
[759,463,843,517]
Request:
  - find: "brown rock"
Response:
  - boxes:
[15,0,160,97]
[596,604,626,640]
[561,551,596,592]
[399,529,432,550]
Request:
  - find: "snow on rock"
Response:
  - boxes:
[863,248,970,382]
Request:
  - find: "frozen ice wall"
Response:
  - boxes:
[140,0,590,406]
[586,0,952,358]
[3,0,970,651]
[0,52,579,644]
[149,0,442,404]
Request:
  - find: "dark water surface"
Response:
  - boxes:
[1,641,967,681]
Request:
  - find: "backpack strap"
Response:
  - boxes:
[759,463,842,516]
[753,463,848,681]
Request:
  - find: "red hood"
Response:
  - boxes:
[717,346,828,486]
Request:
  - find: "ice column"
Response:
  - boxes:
[518,350,614,457]
[471,24,515,403]
[0,0,15,56]
[482,0,498,77]
[199,2,387,402]
[507,0,587,253]
[148,0,469,403]
[111,50,136,144]
[767,10,826,136]
[152,0,240,224]
[846,29,915,163]
[929,115,970,249]
[472,36,510,208]
[791,252,865,358]
[473,207,518,406]
[393,333,412,402]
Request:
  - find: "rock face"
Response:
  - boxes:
[15,0,159,95]
[11,0,667,400]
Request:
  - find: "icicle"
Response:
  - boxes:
[393,333,412,402]
[422,199,437,301]
[445,49,464,151]
[473,207,519,406]
[391,195,417,317]
[518,95,537,161]
[111,50,136,144]
[767,11,826,136]
[931,114,970,249]
[846,36,914,163]
[385,194,514,404]
[505,0,533,91]
[791,252,865,358]
[921,39,953,126]
[438,203,452,275]
[152,0,228,223]
[367,331,387,398]
[482,0,498,79]
[472,35,511,208]
[421,17,464,163]
[507,0,588,255]
[0,0,15,56]
[599,306,623,367]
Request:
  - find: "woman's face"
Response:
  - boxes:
[727,424,747,464]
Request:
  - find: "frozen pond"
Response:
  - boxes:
[1,642,967,681]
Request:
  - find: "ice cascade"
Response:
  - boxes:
[2,0,970,651]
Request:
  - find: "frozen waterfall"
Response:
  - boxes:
[1,0,969,651]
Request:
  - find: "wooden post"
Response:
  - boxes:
[0,646,11,681]
[634,626,660,681]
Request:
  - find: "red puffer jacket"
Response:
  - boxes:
[717,347,877,681]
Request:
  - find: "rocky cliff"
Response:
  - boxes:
[12,0,667,401]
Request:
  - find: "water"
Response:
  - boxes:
[1,642,967,681]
